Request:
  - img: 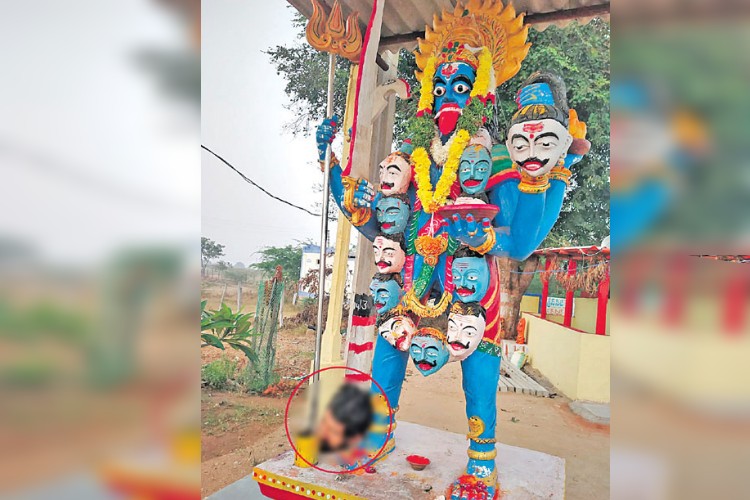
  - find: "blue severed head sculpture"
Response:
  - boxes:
[458,144,492,195]
[409,327,450,376]
[369,272,403,315]
[375,194,410,235]
[451,247,491,303]
[433,61,476,137]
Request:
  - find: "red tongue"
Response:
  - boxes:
[418,362,433,371]
[437,110,460,136]
[464,179,480,187]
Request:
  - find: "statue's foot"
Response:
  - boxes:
[447,474,497,500]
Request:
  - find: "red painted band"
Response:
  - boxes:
[344,372,371,382]
[351,315,376,326]
[347,341,374,354]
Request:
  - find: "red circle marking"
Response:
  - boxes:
[283,365,393,474]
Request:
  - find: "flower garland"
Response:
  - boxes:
[412,129,470,213]
[416,56,436,115]
[470,47,494,98]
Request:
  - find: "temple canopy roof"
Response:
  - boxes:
[287,0,610,52]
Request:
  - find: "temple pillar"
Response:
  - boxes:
[563,259,576,328]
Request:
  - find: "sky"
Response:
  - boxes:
[0,0,200,266]
[202,0,333,266]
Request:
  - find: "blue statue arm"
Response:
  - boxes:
[444,185,546,261]
[317,116,379,241]
[534,177,566,247]
[328,162,380,241]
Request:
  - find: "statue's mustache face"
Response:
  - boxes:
[378,155,411,195]
[410,340,449,376]
[507,119,572,177]
[373,237,406,273]
[518,157,549,171]
[448,338,470,350]
[452,257,491,303]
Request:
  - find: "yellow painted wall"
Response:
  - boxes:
[524,313,610,403]
[520,295,540,314]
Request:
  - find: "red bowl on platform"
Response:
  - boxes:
[436,203,500,223]
[406,454,431,471]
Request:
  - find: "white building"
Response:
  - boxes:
[298,244,355,299]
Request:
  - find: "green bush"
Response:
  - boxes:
[238,357,279,394]
[201,357,238,390]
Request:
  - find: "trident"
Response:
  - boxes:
[304,0,364,432]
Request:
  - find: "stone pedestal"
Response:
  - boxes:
[252,421,564,500]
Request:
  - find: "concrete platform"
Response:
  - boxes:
[251,421,564,500]
[569,401,610,425]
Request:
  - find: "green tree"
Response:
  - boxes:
[201,237,225,277]
[251,244,303,282]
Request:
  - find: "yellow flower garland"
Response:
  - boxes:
[470,47,494,98]
[412,129,471,213]
[417,56,436,114]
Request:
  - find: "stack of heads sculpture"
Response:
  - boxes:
[409,327,450,376]
[446,301,486,361]
[369,272,403,316]
[375,193,410,235]
[451,246,491,303]
[376,311,417,352]
[372,232,406,274]
[457,129,494,203]
[507,72,574,178]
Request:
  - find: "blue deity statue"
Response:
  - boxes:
[315,2,588,497]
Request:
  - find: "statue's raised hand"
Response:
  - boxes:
[444,214,493,248]
[315,115,340,162]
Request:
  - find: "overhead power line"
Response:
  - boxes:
[202,144,322,218]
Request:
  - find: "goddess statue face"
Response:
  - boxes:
[433,62,476,136]
[369,276,403,315]
[452,256,491,303]
[378,153,411,195]
[410,332,450,376]
[447,309,486,360]
[377,314,416,352]
[506,119,572,178]
[459,145,492,195]
[376,196,410,235]
[372,235,406,274]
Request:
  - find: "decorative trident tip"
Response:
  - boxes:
[306,0,363,62]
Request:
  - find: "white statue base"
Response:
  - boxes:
[253,421,564,500]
